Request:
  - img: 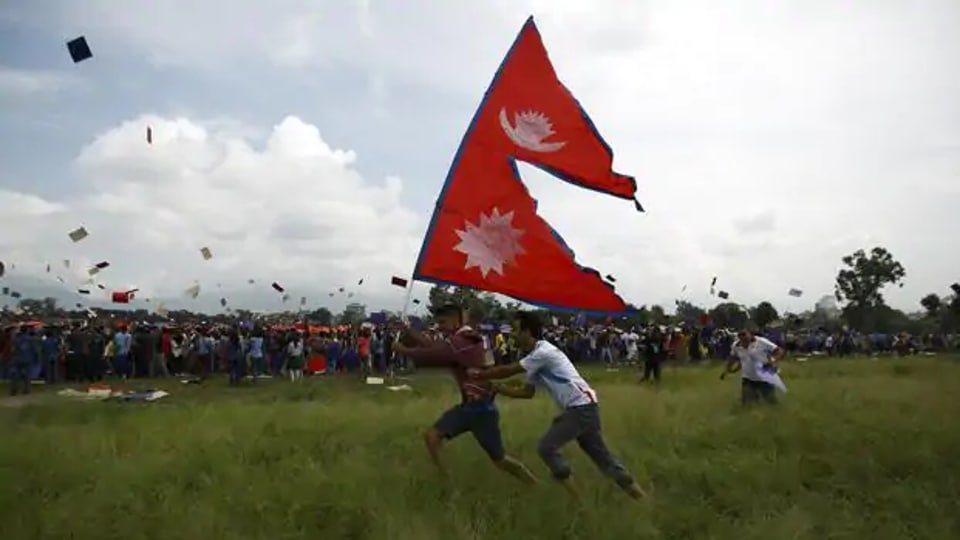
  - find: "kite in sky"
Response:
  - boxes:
[66,36,92,63]
[412,17,641,313]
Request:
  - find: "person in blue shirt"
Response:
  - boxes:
[10,325,37,396]
[113,326,133,379]
[41,328,60,384]
[325,337,342,374]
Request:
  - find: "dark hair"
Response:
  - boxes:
[515,311,544,339]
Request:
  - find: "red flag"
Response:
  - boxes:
[111,291,131,304]
[416,162,625,311]
[480,17,639,206]
[413,17,633,313]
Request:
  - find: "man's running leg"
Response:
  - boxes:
[537,410,584,498]
[470,408,537,484]
[575,405,648,500]
[425,405,472,478]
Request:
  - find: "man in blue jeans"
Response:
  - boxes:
[10,325,37,396]
[394,303,536,485]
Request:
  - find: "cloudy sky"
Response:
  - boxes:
[0,0,958,315]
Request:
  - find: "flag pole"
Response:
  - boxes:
[400,277,415,322]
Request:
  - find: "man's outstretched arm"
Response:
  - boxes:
[469,363,525,380]
[494,381,535,399]
[394,343,453,367]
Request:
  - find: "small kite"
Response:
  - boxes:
[68,226,89,242]
[66,36,93,63]
[185,283,200,299]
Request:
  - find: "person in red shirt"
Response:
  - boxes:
[395,303,536,484]
[159,328,173,377]
[357,331,371,375]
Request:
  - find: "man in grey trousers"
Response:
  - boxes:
[468,311,648,500]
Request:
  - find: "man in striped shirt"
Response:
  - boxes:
[395,303,537,485]
[469,311,647,500]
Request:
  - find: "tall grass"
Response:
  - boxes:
[1,356,958,539]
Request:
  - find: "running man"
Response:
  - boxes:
[468,311,647,500]
[394,303,537,484]
[720,329,787,405]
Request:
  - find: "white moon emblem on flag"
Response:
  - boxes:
[499,108,567,153]
[454,208,526,278]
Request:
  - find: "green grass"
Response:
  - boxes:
[2,356,959,540]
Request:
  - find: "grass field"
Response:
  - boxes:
[2,356,959,540]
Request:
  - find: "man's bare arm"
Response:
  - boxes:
[471,363,525,380]
[494,382,535,399]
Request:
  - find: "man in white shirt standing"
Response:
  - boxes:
[468,312,648,500]
[721,329,787,405]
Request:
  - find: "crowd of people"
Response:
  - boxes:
[1,312,957,396]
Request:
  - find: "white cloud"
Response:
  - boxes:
[0,115,424,312]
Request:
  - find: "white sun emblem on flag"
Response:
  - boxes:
[454,208,526,278]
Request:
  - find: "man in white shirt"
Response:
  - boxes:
[721,329,786,404]
[622,329,640,363]
[468,312,647,500]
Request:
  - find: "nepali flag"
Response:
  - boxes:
[413,16,637,313]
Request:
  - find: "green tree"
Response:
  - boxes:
[834,246,906,330]
[648,304,667,324]
[309,307,334,325]
[708,302,749,329]
[674,300,705,323]
[624,305,651,327]
[920,293,942,318]
[949,283,960,316]
[919,284,960,333]
[426,285,509,322]
[750,301,780,328]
